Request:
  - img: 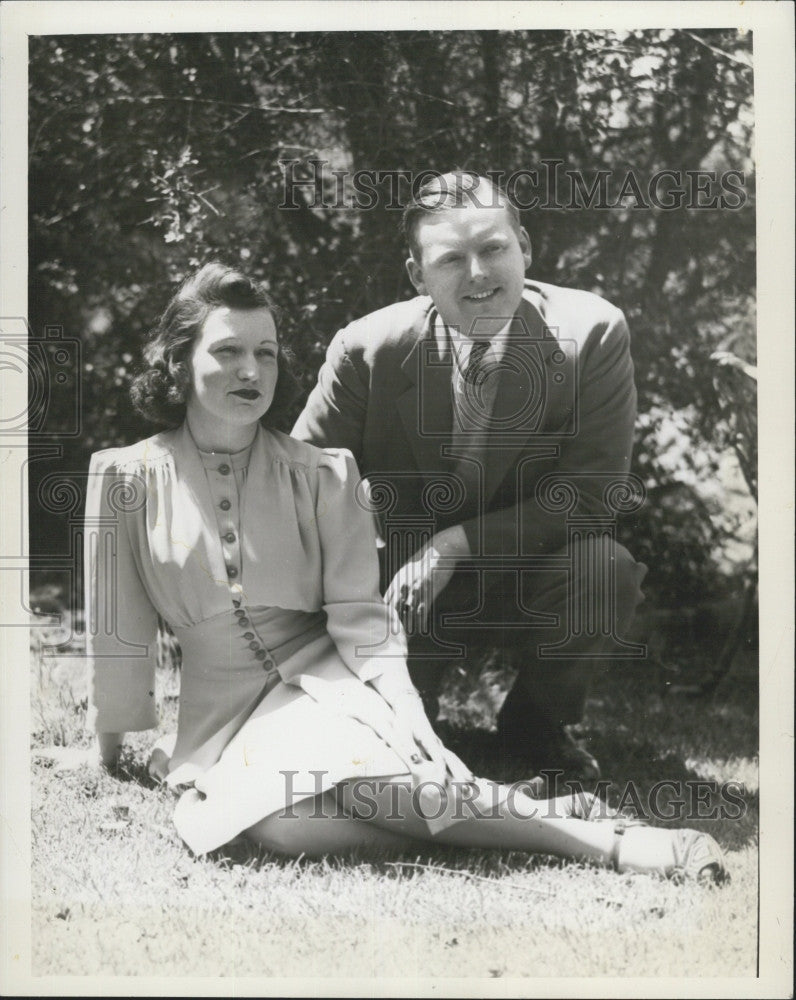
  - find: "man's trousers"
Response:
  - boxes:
[403,537,648,730]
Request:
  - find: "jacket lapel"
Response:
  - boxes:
[395,314,455,477]
[481,292,571,503]
[393,291,575,506]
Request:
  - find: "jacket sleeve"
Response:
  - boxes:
[314,449,412,684]
[291,330,368,461]
[84,450,159,732]
[461,307,638,555]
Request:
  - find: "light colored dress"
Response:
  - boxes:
[84,423,486,855]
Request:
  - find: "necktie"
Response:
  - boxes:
[463,340,489,386]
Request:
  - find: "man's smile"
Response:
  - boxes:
[463,287,499,301]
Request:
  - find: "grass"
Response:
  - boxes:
[30,608,759,980]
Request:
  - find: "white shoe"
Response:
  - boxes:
[612,820,728,884]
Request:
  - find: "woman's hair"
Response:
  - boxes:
[130,262,298,428]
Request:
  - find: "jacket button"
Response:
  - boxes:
[254,649,267,661]
[224,532,236,543]
[219,499,232,511]
[249,640,260,650]
[243,631,255,640]
[237,617,250,627]
[234,608,246,617]
[226,565,238,578]
[218,464,231,475]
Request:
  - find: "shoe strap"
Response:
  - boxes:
[609,815,648,870]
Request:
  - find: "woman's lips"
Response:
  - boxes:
[230,388,261,400]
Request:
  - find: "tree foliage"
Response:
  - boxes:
[28,29,756,611]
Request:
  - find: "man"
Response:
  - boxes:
[293,171,647,780]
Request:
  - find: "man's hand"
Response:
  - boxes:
[385,524,470,635]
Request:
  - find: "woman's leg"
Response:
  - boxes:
[244,788,420,857]
[245,779,723,880]
[247,780,618,864]
[335,778,724,879]
[337,778,618,865]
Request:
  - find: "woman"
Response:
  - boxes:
[84,262,726,879]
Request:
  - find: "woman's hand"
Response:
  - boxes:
[385,690,475,788]
[97,732,124,769]
[33,731,124,773]
[33,745,102,772]
[388,690,448,785]
[148,748,170,784]
[147,733,176,784]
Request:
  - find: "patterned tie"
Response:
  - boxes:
[462,340,489,386]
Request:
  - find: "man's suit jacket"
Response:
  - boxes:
[292,280,637,562]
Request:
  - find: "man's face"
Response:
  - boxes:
[405,203,532,341]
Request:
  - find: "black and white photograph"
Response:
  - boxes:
[1,1,793,995]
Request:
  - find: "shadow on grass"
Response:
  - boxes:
[111,754,160,790]
[436,656,759,855]
[208,828,602,885]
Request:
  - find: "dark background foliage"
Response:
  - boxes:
[28,29,757,664]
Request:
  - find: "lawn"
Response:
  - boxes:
[29,610,759,983]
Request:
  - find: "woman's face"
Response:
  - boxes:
[185,306,279,431]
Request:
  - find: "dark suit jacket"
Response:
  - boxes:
[292,280,637,561]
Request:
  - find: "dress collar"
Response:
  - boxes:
[183,421,257,473]
[196,440,254,473]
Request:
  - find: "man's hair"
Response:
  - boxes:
[130,262,297,428]
[401,171,522,261]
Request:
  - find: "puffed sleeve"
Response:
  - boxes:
[84,450,159,732]
[315,449,410,683]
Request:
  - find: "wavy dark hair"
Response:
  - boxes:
[130,262,298,429]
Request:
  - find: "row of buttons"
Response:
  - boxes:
[223,525,237,578]
[211,471,239,580]
[234,606,276,669]
[199,450,244,589]
[200,455,276,676]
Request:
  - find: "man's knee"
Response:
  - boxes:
[566,536,646,626]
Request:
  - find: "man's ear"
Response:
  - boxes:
[406,256,427,295]
[518,227,533,271]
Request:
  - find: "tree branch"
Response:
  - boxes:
[105,94,329,115]
[684,31,753,69]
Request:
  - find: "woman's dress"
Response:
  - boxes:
[85,424,493,855]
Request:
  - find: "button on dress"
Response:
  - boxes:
[84,424,481,855]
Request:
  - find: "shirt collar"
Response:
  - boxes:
[437,315,513,362]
